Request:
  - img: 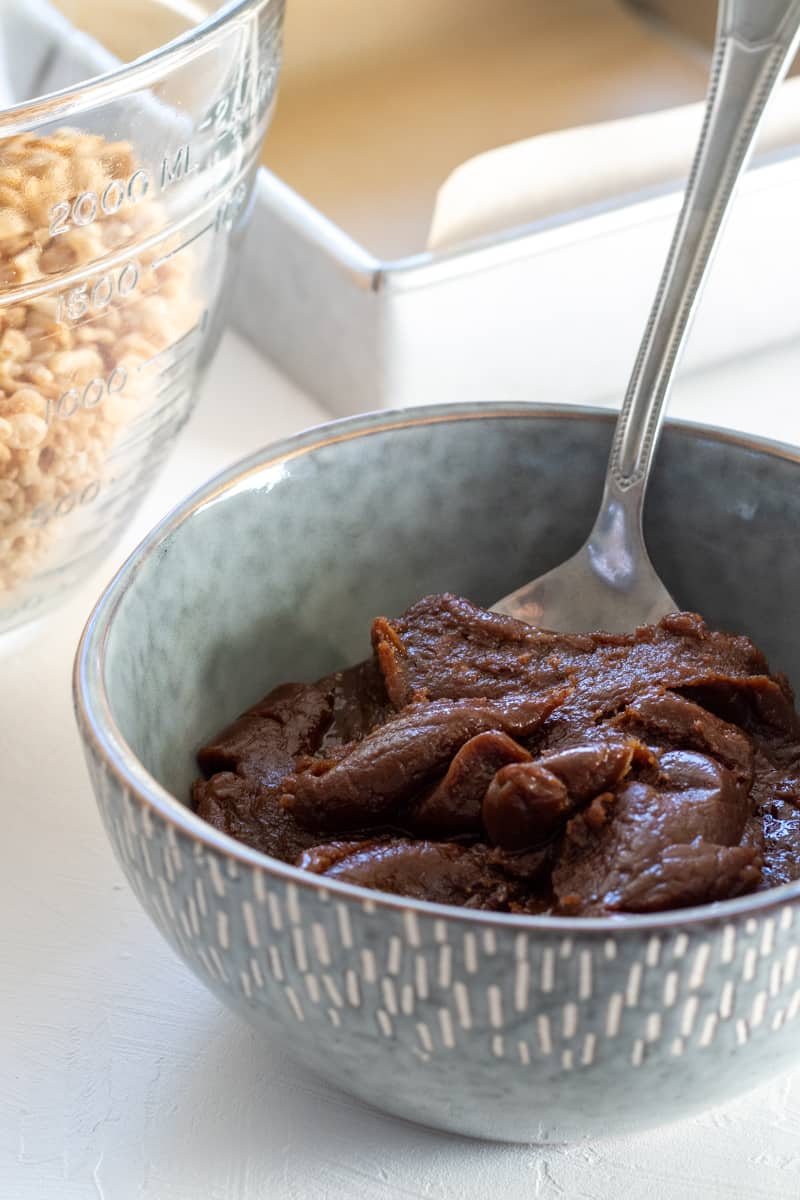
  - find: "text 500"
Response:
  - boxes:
[30,478,101,527]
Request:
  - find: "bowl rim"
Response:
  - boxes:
[0,0,281,135]
[74,400,800,934]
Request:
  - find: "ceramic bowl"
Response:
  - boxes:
[74,403,800,1143]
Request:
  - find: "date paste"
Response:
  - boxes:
[193,594,800,915]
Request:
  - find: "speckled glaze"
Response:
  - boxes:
[74,403,800,1143]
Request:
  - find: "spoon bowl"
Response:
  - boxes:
[493,531,676,631]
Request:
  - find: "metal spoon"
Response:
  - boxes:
[494,0,800,632]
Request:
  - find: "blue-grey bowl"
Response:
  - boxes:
[74,402,800,1143]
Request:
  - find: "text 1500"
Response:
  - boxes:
[55,261,140,325]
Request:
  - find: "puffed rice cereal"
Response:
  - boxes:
[0,128,198,596]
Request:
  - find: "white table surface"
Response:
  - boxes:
[4,330,800,1200]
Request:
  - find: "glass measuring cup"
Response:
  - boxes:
[0,0,283,632]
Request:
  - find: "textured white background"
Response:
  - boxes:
[3,330,800,1199]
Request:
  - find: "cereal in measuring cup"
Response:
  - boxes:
[0,128,198,596]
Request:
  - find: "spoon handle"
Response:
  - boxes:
[607,0,800,498]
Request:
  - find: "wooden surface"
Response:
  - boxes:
[3,329,800,1198]
[265,0,707,256]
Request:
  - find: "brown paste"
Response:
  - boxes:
[192,594,800,915]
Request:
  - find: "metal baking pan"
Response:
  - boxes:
[231,144,800,416]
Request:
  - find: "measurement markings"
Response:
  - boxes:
[156,369,194,399]
[153,347,197,384]
[138,314,205,371]
[52,290,143,336]
[151,222,214,270]
[4,144,262,310]
[110,392,191,459]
